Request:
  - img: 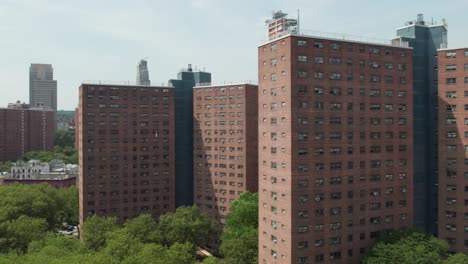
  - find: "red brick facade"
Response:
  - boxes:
[0,106,54,162]
[78,84,176,228]
[438,48,468,252]
[193,84,258,224]
[258,35,413,263]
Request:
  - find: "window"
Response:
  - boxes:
[329,72,342,80]
[298,55,307,62]
[314,41,324,48]
[446,65,457,71]
[270,44,277,51]
[298,71,307,78]
[447,78,457,84]
[465,50,468,57]
[370,75,381,83]
[370,47,380,54]
[447,131,458,138]
[298,40,307,47]
[314,56,324,64]
[370,61,380,68]
[446,51,457,58]
[270,58,277,66]
[314,72,323,79]
[330,43,340,50]
[329,57,341,64]
[446,91,457,98]
[314,87,324,94]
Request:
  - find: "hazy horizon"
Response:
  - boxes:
[1,0,467,110]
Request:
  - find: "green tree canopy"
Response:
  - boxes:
[220,192,258,264]
[445,253,468,264]
[82,215,118,250]
[0,216,48,253]
[54,130,75,148]
[123,214,160,244]
[0,161,12,173]
[0,184,64,228]
[21,147,77,164]
[157,206,217,247]
[364,230,448,264]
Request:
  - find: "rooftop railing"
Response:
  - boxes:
[265,29,410,48]
[81,80,172,87]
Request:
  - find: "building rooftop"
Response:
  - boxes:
[1,101,53,111]
[261,31,412,49]
[81,81,173,88]
[396,13,448,31]
[194,81,258,88]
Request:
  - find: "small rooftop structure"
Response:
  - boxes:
[265,10,299,41]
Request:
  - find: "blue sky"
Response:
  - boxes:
[0,0,467,110]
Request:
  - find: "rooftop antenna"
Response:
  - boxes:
[297,9,300,34]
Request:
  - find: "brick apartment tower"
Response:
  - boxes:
[258,34,414,263]
[78,84,175,229]
[0,102,54,162]
[193,84,258,224]
[438,48,468,253]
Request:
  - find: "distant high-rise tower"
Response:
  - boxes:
[169,64,211,207]
[0,101,54,162]
[395,14,448,235]
[137,59,151,86]
[29,64,57,111]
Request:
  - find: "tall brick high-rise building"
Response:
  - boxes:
[0,101,54,162]
[258,29,414,263]
[193,83,258,224]
[438,48,468,253]
[78,83,175,228]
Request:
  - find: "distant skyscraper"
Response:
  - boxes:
[395,14,448,235]
[137,59,151,86]
[169,64,211,207]
[29,64,57,111]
